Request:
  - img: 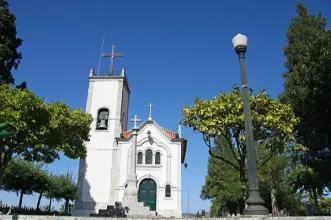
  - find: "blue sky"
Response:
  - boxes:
[1,0,330,213]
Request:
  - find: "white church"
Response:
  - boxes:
[73,47,187,218]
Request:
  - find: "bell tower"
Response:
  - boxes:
[74,45,130,216]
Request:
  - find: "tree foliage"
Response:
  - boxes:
[2,159,44,209]
[2,159,77,213]
[182,85,300,161]
[53,172,77,214]
[182,85,300,188]
[203,138,306,216]
[201,136,244,215]
[0,84,93,184]
[280,3,331,186]
[182,86,303,215]
[0,0,23,84]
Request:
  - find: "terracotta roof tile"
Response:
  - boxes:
[162,127,177,139]
[121,127,177,139]
[122,130,132,138]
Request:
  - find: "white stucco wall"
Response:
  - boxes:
[83,150,112,202]
[80,77,128,208]
[116,122,182,217]
[76,75,182,217]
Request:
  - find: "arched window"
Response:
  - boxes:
[96,108,109,130]
[165,185,171,197]
[137,152,143,164]
[155,152,161,165]
[145,149,153,164]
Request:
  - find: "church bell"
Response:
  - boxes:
[97,119,107,129]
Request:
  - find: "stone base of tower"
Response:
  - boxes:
[72,209,96,216]
[122,194,157,218]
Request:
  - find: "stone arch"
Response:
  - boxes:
[128,137,172,157]
[137,174,160,187]
[138,178,157,211]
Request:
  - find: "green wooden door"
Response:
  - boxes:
[138,178,157,211]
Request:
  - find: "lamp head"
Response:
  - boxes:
[232,33,248,54]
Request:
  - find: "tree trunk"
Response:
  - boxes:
[65,199,69,214]
[48,198,52,213]
[270,187,279,216]
[69,202,72,214]
[0,152,7,187]
[0,150,13,187]
[312,187,320,215]
[36,192,43,210]
[0,166,4,188]
[18,191,24,209]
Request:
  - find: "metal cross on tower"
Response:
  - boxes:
[102,45,124,76]
[130,115,141,129]
[147,103,154,120]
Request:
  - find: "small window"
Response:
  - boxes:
[145,149,153,164]
[165,185,171,197]
[137,152,143,164]
[155,152,161,165]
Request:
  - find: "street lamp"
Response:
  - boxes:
[232,33,268,215]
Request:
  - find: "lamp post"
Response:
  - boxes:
[232,33,268,215]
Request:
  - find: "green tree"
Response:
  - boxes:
[60,203,74,214]
[280,3,331,213]
[201,137,243,215]
[2,159,38,209]
[257,145,291,216]
[44,174,61,213]
[0,0,23,85]
[320,198,331,215]
[182,86,300,213]
[54,171,77,214]
[33,163,50,210]
[203,138,305,216]
[0,84,93,184]
[201,209,206,217]
[285,165,325,214]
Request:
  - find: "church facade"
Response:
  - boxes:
[73,67,187,218]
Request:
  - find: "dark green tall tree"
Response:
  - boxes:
[200,136,244,215]
[280,2,331,196]
[0,0,22,84]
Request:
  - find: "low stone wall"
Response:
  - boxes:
[1,216,331,220]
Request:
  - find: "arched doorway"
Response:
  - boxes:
[138,178,157,211]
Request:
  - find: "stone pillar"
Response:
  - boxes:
[123,128,138,203]
[74,157,86,209]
